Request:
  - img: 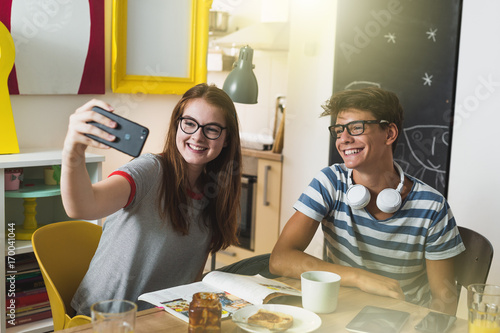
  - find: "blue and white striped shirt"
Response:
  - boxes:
[294,164,465,307]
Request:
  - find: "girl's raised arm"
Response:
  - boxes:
[61,100,131,220]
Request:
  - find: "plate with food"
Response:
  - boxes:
[232,304,321,332]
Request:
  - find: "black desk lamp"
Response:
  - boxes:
[222,45,258,104]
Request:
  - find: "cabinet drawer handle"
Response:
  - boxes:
[263,165,271,206]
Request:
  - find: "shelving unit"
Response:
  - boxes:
[1,148,104,333]
[6,179,63,241]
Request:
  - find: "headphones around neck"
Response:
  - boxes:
[346,162,404,213]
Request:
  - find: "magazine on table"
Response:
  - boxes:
[138,271,301,323]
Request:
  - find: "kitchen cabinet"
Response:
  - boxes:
[217,149,282,266]
[1,148,104,333]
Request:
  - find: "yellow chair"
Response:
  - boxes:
[32,220,102,330]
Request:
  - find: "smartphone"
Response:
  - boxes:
[85,106,149,157]
[345,306,410,333]
[414,311,457,333]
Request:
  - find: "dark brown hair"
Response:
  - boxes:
[321,87,404,151]
[158,83,241,253]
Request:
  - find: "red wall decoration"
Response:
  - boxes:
[0,0,104,95]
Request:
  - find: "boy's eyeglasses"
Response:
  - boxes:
[329,120,389,139]
[179,117,226,140]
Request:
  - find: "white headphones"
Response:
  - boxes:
[346,162,405,213]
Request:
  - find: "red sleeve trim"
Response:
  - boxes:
[109,171,136,208]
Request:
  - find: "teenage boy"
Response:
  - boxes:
[269,87,464,315]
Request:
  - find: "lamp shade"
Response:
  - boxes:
[222,45,258,104]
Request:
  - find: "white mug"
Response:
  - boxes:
[301,271,341,314]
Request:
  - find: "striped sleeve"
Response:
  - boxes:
[293,165,345,222]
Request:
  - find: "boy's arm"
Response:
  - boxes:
[269,211,405,300]
[269,211,322,278]
[426,258,458,315]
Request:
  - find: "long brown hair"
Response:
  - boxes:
[158,83,241,253]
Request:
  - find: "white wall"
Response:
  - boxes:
[280,0,336,258]
[448,0,500,286]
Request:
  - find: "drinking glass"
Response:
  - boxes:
[91,299,137,333]
[468,284,500,333]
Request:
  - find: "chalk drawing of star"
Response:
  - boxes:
[426,28,438,42]
[422,73,433,86]
[384,32,396,43]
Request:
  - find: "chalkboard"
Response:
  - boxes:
[330,0,462,196]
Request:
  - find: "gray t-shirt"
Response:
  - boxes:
[71,154,211,316]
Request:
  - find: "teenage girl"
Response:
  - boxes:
[61,83,242,315]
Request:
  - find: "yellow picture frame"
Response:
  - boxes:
[111,0,212,95]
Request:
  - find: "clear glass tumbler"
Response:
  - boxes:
[91,299,137,333]
[468,284,500,333]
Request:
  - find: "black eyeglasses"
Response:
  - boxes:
[329,120,389,139]
[178,117,227,140]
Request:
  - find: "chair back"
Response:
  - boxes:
[32,220,102,330]
[454,226,494,299]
